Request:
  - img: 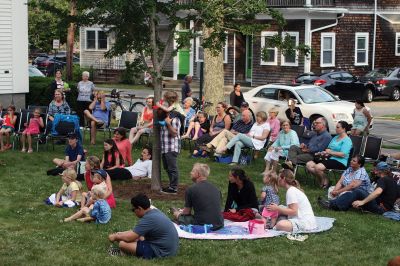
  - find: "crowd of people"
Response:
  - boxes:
[1,73,399,260]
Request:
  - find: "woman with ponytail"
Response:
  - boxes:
[266,169,317,233]
[224,167,259,213]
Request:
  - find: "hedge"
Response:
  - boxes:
[28,77,79,111]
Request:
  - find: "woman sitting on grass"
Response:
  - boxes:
[84,156,116,208]
[113,128,132,166]
[223,167,258,221]
[64,182,111,224]
[101,139,124,170]
[266,169,317,233]
[46,169,82,208]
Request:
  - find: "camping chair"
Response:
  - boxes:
[349,135,364,157]
[241,135,270,164]
[363,136,383,162]
[10,110,23,150]
[14,110,46,151]
[30,112,48,152]
[117,111,138,130]
[83,109,112,144]
[27,105,48,114]
[291,125,306,139]
[46,117,77,151]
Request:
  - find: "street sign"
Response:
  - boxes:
[53,39,60,50]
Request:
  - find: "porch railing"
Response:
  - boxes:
[93,56,126,70]
[267,0,335,7]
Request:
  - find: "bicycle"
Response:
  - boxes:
[192,97,213,112]
[106,89,146,121]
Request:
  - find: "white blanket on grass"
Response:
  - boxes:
[175,217,335,240]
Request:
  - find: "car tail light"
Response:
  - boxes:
[314,79,326,86]
[376,79,388,86]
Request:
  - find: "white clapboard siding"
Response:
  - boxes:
[0,0,13,93]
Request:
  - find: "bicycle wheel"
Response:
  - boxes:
[130,102,145,113]
[114,105,124,121]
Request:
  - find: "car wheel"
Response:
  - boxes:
[363,89,373,103]
[390,88,400,101]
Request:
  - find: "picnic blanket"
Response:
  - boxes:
[174,217,335,240]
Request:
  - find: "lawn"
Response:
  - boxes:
[0,138,399,266]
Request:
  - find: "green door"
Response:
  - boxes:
[178,48,190,76]
[246,35,253,81]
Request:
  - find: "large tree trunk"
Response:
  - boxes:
[66,0,76,81]
[149,7,163,191]
[203,26,224,115]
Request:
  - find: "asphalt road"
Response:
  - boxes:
[370,118,400,147]
[365,100,400,117]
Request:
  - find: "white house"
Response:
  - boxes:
[0,0,28,108]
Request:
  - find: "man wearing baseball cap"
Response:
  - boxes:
[352,162,400,214]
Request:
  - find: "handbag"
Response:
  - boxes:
[248,219,266,234]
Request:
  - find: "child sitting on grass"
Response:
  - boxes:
[21,108,44,153]
[259,171,280,229]
[46,169,82,207]
[0,105,17,151]
[81,169,107,209]
[64,184,111,224]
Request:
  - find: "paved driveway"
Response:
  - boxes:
[366,100,400,117]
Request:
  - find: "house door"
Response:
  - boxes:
[178,48,190,77]
[245,35,253,82]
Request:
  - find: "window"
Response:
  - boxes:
[196,32,228,63]
[355,33,369,66]
[341,72,356,81]
[85,29,108,50]
[321,33,335,67]
[281,32,299,66]
[396,33,400,56]
[260,31,278,65]
[255,87,278,99]
[328,73,341,80]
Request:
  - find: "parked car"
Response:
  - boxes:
[243,84,355,134]
[29,65,45,77]
[294,70,376,102]
[33,53,79,77]
[359,68,400,101]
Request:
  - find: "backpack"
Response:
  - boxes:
[51,114,81,139]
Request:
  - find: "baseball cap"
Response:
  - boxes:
[376,161,390,171]
[67,133,77,139]
[93,169,107,178]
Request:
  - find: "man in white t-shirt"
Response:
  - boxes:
[125,147,152,180]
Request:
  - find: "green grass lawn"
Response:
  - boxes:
[0,137,399,266]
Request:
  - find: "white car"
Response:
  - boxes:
[243,84,355,135]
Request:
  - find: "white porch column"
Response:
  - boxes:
[305,0,312,7]
[304,17,312,73]
[189,20,194,76]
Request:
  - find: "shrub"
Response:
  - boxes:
[28,77,78,111]
[120,59,145,84]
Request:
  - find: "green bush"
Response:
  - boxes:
[120,59,145,84]
[28,77,78,111]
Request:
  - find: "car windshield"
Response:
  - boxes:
[296,87,337,103]
[365,69,392,78]
[29,66,45,77]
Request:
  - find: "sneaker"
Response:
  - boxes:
[229,162,238,167]
[317,196,331,209]
[108,247,123,256]
[287,234,308,242]
[282,161,294,170]
[161,187,178,194]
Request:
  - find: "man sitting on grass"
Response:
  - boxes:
[352,162,400,214]
[108,193,179,259]
[171,163,224,231]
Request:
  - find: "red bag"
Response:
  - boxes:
[222,208,255,222]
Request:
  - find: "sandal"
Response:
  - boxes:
[108,247,124,256]
[21,148,26,152]
[27,149,33,153]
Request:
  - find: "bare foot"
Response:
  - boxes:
[77,218,86,222]
[192,136,198,141]
[181,134,189,139]
[63,218,71,222]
